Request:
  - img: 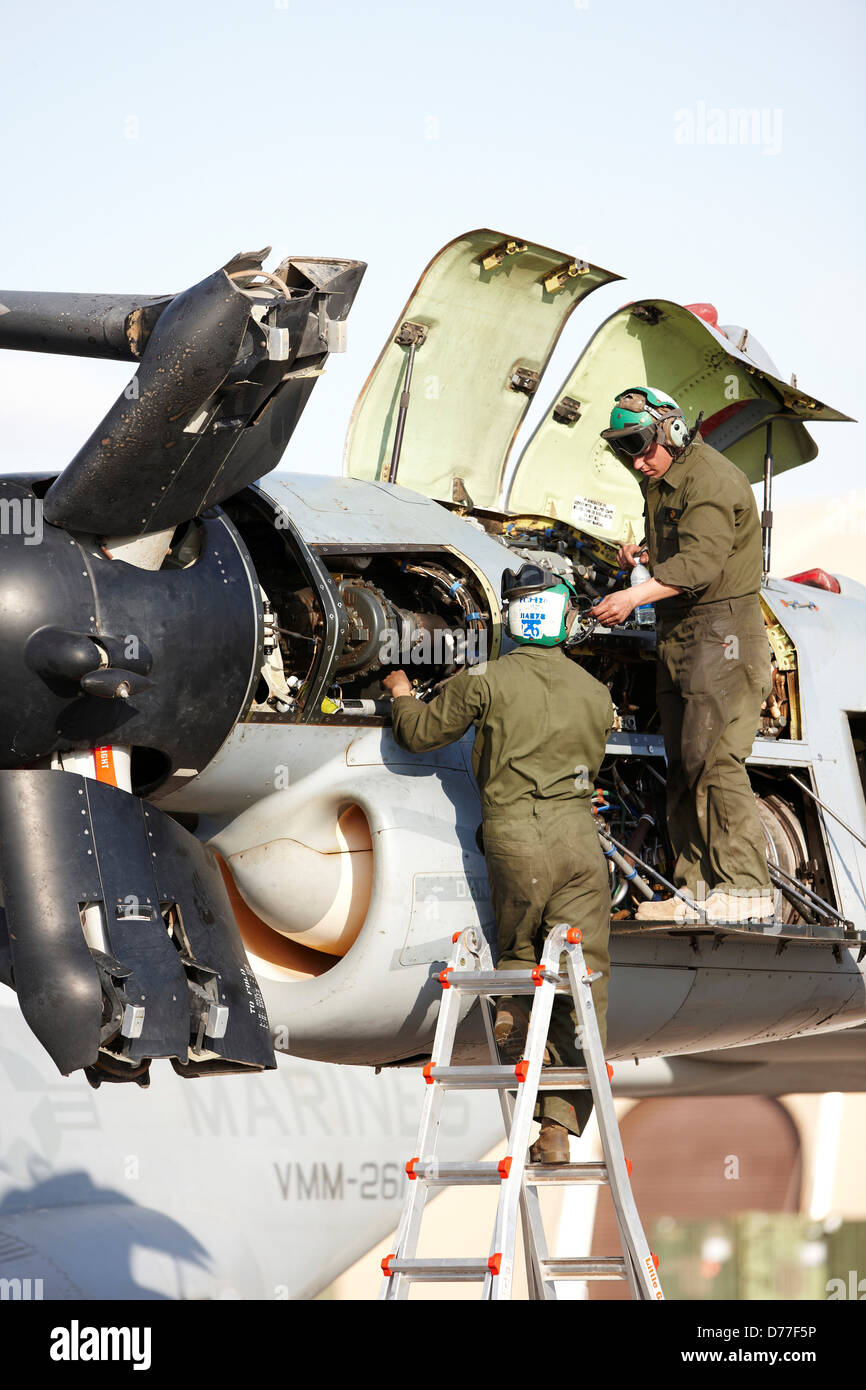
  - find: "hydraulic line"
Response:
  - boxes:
[788,774,866,852]
[598,827,708,920]
[612,763,646,817]
[611,877,631,909]
[766,860,853,928]
[596,829,657,902]
[602,811,658,906]
[767,870,820,927]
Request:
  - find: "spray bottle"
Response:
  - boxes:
[630,557,655,628]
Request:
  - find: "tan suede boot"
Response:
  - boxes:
[494,998,551,1064]
[493,998,530,1057]
[705,889,775,923]
[635,895,700,923]
[529,1118,571,1164]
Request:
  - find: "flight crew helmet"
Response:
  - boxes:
[501,563,578,647]
[600,385,692,460]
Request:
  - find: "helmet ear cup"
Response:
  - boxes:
[661,413,689,451]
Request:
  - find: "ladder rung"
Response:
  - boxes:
[425,1064,591,1091]
[383,1257,491,1282]
[526,1160,609,1184]
[426,1065,525,1090]
[439,968,567,995]
[531,1066,594,1091]
[409,1160,506,1185]
[539,1257,628,1280]
[409,1158,612,1186]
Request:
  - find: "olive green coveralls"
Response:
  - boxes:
[392,645,614,1137]
[642,438,772,895]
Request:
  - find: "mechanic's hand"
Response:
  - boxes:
[617,542,650,569]
[382,670,412,698]
[589,589,638,628]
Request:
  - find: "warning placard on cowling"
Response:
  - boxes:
[572,496,616,530]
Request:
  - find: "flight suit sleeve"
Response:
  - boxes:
[652,476,736,596]
[391,669,488,752]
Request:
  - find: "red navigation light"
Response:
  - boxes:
[685,303,719,328]
[786,568,841,594]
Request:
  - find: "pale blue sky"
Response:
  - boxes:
[1,0,863,508]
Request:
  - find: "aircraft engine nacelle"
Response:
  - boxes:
[185,722,494,1065]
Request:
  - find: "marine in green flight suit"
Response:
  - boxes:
[384,564,614,1163]
[591,387,773,924]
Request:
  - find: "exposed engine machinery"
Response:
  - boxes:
[304,562,484,693]
[222,485,495,723]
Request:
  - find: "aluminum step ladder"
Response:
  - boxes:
[379,923,663,1301]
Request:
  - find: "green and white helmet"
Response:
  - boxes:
[600,385,691,459]
[501,564,577,647]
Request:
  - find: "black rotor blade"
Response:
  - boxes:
[4,251,366,537]
[0,769,276,1079]
[41,266,252,536]
[0,289,171,360]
